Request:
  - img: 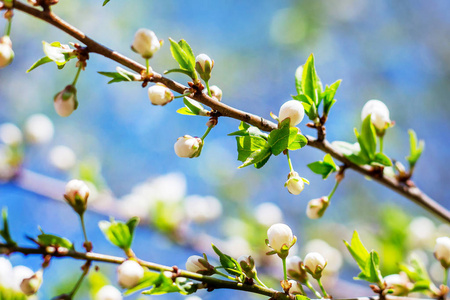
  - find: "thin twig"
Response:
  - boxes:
[3,0,450,222]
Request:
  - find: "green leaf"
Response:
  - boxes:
[178,40,195,66]
[0,208,16,246]
[323,80,341,116]
[102,0,110,5]
[176,107,196,116]
[359,115,377,160]
[37,232,73,249]
[287,132,308,150]
[292,94,317,120]
[0,286,27,300]
[228,122,268,140]
[296,295,311,300]
[212,244,242,276]
[406,129,425,168]
[164,68,194,77]
[99,217,137,251]
[98,70,134,84]
[372,152,392,167]
[362,251,383,284]
[344,231,370,272]
[267,118,291,156]
[168,38,195,79]
[141,272,196,295]
[235,136,267,162]
[307,154,337,179]
[124,272,160,296]
[301,54,319,106]
[399,254,431,283]
[26,56,52,73]
[238,145,272,169]
[183,97,204,115]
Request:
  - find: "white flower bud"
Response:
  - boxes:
[434,236,450,268]
[304,252,327,278]
[117,260,144,289]
[148,84,174,106]
[286,256,308,283]
[284,171,305,195]
[49,145,77,171]
[361,99,391,131]
[0,36,14,68]
[24,114,54,144]
[195,54,214,81]
[54,85,78,117]
[0,123,23,146]
[185,255,215,275]
[306,197,329,219]
[64,179,90,215]
[131,28,161,59]
[95,285,123,300]
[267,223,296,257]
[383,273,411,296]
[238,255,256,278]
[209,85,222,101]
[278,100,305,126]
[20,269,43,296]
[174,135,203,158]
[288,280,304,295]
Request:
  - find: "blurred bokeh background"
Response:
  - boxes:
[0,0,450,299]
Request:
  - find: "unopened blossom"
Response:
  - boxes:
[131,28,161,59]
[24,114,54,144]
[304,239,343,274]
[0,123,22,145]
[306,197,329,219]
[304,252,327,278]
[95,285,123,300]
[20,270,43,296]
[148,84,174,106]
[238,255,256,278]
[361,99,391,131]
[195,54,213,81]
[434,237,450,268]
[117,260,144,288]
[209,85,222,101]
[286,256,308,283]
[64,179,90,215]
[54,85,78,117]
[384,273,412,296]
[0,36,14,68]
[267,223,296,257]
[278,100,305,126]
[285,171,306,195]
[185,255,215,275]
[174,135,202,158]
[288,280,305,295]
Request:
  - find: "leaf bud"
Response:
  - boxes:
[237,255,257,278]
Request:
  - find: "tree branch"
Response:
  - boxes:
[4,1,450,222]
[0,243,291,299]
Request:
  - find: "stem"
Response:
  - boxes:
[68,262,90,298]
[80,214,89,246]
[444,267,448,287]
[72,65,83,86]
[205,80,212,97]
[379,135,384,153]
[145,58,150,74]
[174,92,191,99]
[254,275,268,288]
[328,180,340,199]
[5,0,450,223]
[214,270,236,281]
[286,150,294,173]
[4,18,12,36]
[317,278,329,298]
[304,279,322,298]
[282,257,287,281]
[201,125,213,141]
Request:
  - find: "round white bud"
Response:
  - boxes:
[95,285,123,300]
[185,255,214,274]
[361,99,391,130]
[148,84,174,106]
[267,223,295,255]
[434,236,450,268]
[20,270,43,296]
[0,123,22,145]
[0,36,14,68]
[24,114,54,144]
[306,197,329,219]
[278,100,305,126]
[54,85,78,117]
[304,252,327,278]
[209,85,222,101]
[64,179,90,215]
[285,171,305,195]
[288,280,304,295]
[117,260,144,289]
[195,54,214,81]
[174,135,202,158]
[131,29,161,59]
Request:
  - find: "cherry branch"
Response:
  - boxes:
[4,0,450,222]
[0,242,291,299]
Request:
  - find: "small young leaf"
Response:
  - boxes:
[267,118,291,156]
[26,56,52,73]
[235,136,267,162]
[322,79,341,116]
[238,145,271,169]
[406,129,425,168]
[98,71,133,84]
[37,233,73,249]
[99,218,136,251]
[228,122,268,140]
[0,208,16,246]
[102,0,110,5]
[292,94,317,121]
[344,231,370,272]
[124,272,160,296]
[301,54,318,105]
[307,154,337,179]
[168,38,196,79]
[359,115,377,160]
[287,132,308,151]
[176,107,196,116]
[183,97,204,115]
[372,152,392,167]
[212,244,242,276]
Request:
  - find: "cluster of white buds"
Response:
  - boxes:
[148,83,174,106]
[131,28,162,59]
[278,100,305,126]
[174,135,203,158]
[185,255,215,275]
[266,223,297,259]
[117,260,144,289]
[285,171,308,195]
[286,256,308,283]
[195,54,214,82]
[238,255,257,279]
[361,99,392,134]
[0,36,14,68]
[95,285,123,300]
[306,196,329,219]
[209,85,222,101]
[304,252,327,279]
[434,236,450,269]
[64,179,90,216]
[20,269,43,296]
[54,85,78,117]
[383,272,412,296]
